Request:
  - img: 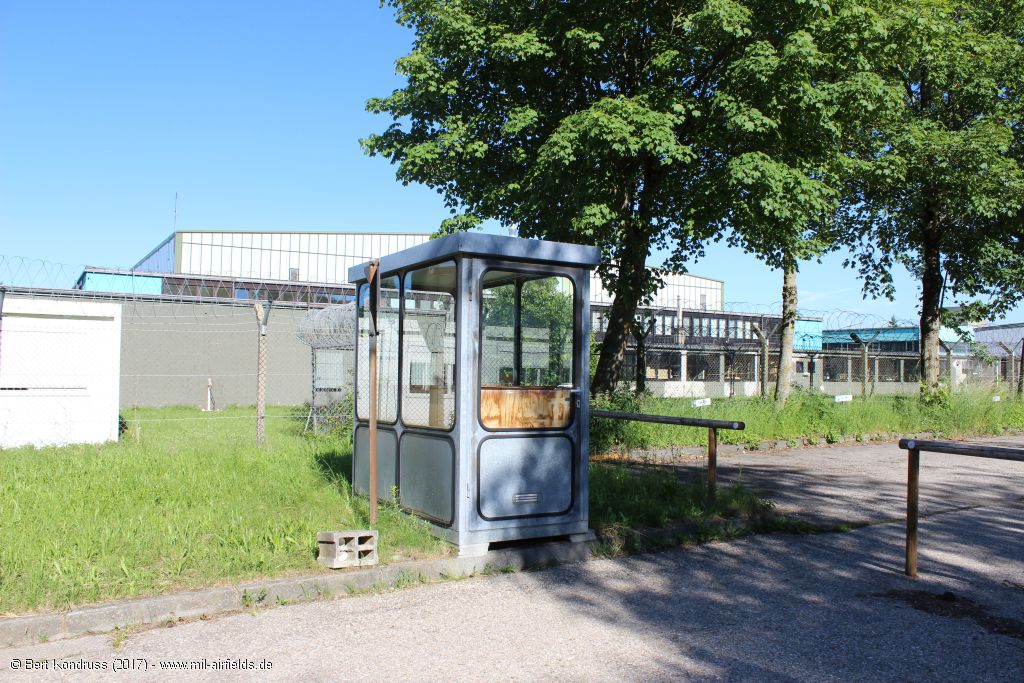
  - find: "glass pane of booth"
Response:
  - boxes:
[402,261,457,429]
[480,271,575,429]
[356,275,400,423]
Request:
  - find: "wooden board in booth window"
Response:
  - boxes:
[480,387,572,429]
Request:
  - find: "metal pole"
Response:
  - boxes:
[0,287,6,379]
[905,447,920,577]
[861,344,869,398]
[1017,338,1024,397]
[366,260,380,526]
[707,427,718,503]
[253,301,271,445]
[368,334,378,524]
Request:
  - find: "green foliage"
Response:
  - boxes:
[841,1,1024,345]
[0,406,447,614]
[364,0,893,390]
[589,389,650,454]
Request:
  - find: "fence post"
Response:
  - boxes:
[998,342,1015,392]
[939,340,956,391]
[905,447,920,577]
[1018,339,1024,397]
[707,427,718,502]
[752,324,769,399]
[253,300,272,445]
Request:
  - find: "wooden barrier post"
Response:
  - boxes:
[905,447,920,577]
[708,427,718,502]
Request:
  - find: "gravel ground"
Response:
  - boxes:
[670,435,1024,527]
[3,439,1023,682]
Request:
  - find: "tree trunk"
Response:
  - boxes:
[590,159,662,396]
[919,221,943,394]
[591,248,646,395]
[775,262,798,404]
[632,316,654,395]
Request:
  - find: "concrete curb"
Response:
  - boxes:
[0,540,595,649]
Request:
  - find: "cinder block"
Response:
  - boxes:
[317,530,378,569]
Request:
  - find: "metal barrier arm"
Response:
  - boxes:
[590,409,743,431]
[590,409,745,501]
[899,438,1024,578]
[898,439,1024,463]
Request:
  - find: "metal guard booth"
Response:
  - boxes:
[349,233,600,556]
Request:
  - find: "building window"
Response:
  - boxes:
[687,353,720,381]
[647,352,681,380]
[289,267,300,281]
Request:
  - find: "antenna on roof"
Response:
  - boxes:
[173,192,179,231]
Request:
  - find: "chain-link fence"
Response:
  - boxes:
[619,345,1008,399]
[1,250,1018,448]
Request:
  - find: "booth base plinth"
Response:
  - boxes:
[457,542,491,558]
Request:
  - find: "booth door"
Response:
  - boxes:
[477,270,580,520]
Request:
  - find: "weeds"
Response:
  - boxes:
[592,389,1024,452]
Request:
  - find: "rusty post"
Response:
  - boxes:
[366,260,380,526]
[707,427,718,502]
[905,447,920,577]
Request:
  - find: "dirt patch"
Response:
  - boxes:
[875,589,1024,642]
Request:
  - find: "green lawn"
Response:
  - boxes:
[0,406,448,615]
[0,404,775,615]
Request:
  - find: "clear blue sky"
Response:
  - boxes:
[0,1,1009,326]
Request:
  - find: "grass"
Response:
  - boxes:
[9,390,1012,615]
[594,389,1024,452]
[589,462,773,553]
[0,406,448,615]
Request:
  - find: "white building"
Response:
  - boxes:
[0,297,121,447]
[130,230,725,311]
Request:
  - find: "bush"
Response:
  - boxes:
[590,389,651,453]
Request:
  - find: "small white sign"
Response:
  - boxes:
[993,395,1001,402]
[692,397,711,408]
[834,394,853,403]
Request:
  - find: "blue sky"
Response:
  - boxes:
[0,1,1000,325]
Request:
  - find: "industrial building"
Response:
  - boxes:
[62,228,999,404]
[83,229,728,311]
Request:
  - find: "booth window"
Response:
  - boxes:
[356,274,400,423]
[480,271,575,429]
[401,261,457,429]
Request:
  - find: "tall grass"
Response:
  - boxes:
[0,406,447,615]
[593,389,1024,451]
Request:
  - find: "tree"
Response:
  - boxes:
[364,0,889,396]
[842,0,1024,395]
[672,3,893,403]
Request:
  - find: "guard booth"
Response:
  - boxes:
[349,233,600,556]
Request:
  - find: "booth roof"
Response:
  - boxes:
[347,232,601,283]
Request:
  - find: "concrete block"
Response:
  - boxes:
[318,530,378,569]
